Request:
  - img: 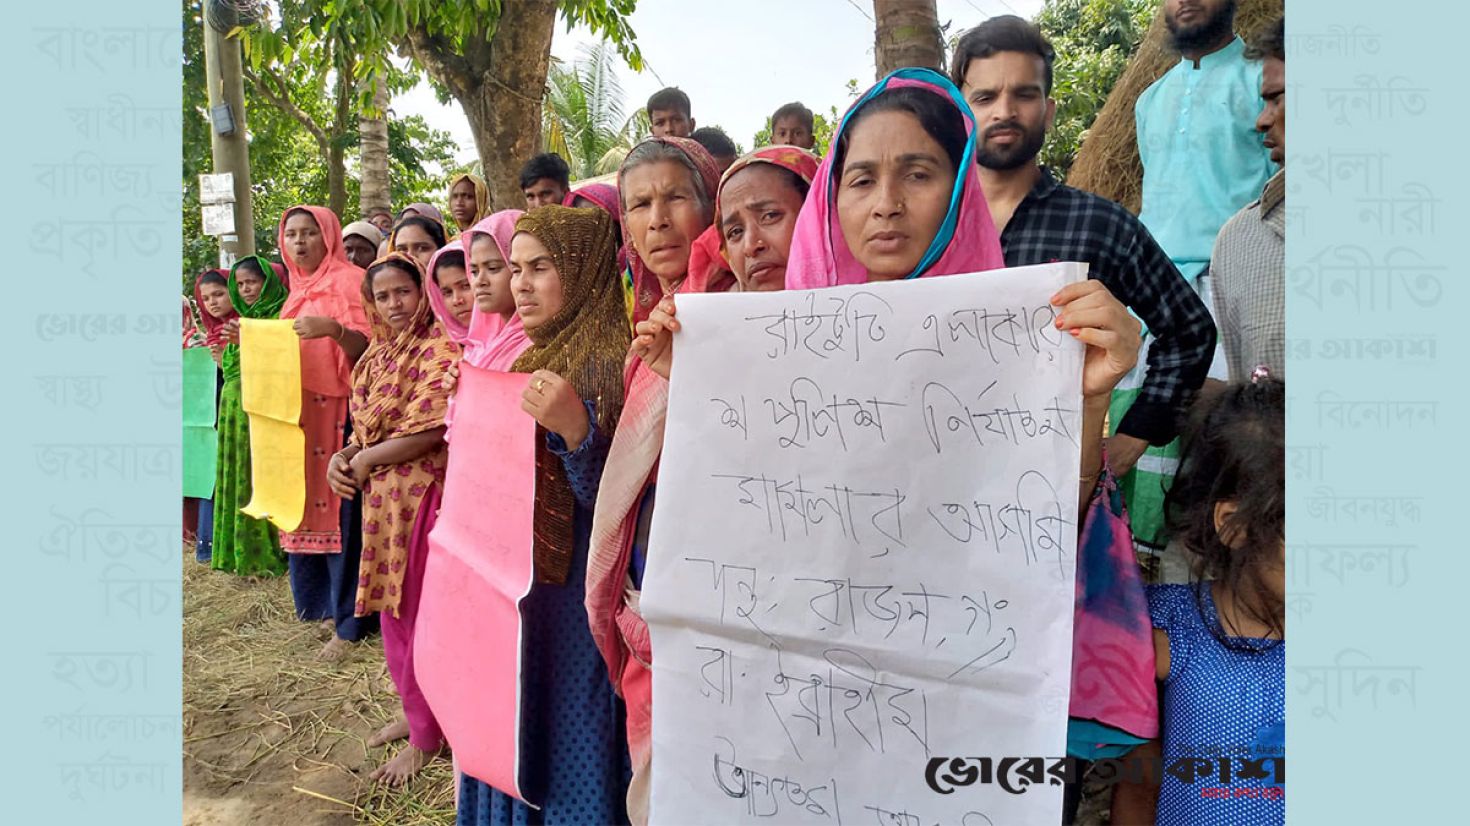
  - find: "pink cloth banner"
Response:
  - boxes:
[415,365,536,804]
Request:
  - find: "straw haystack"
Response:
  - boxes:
[1065,0,1284,212]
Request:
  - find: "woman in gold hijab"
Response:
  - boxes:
[447,173,492,235]
[455,205,633,824]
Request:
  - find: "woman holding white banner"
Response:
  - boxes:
[612,68,1144,824]
[455,204,633,825]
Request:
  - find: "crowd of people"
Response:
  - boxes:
[181,4,1286,824]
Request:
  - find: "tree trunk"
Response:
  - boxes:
[873,0,944,78]
[402,1,557,210]
[1066,0,1283,212]
[324,58,354,219]
[359,71,392,221]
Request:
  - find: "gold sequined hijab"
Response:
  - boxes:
[509,205,629,584]
[510,206,628,435]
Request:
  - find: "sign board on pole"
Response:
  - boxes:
[200,172,235,204]
[202,203,236,236]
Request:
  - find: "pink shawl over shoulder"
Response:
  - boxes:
[784,71,1004,289]
[586,137,726,697]
[277,205,369,397]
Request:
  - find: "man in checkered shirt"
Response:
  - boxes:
[950,15,1217,478]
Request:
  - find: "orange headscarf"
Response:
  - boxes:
[277,205,370,397]
[349,252,456,616]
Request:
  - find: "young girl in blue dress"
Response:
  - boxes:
[1113,373,1285,826]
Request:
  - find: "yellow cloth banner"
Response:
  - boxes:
[239,319,306,532]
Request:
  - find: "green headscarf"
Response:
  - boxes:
[223,256,289,381]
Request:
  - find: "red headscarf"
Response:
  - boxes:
[715,144,821,224]
[690,144,823,291]
[277,205,370,397]
[191,269,237,348]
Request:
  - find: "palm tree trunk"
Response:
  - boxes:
[324,52,355,218]
[873,0,944,77]
[359,71,392,222]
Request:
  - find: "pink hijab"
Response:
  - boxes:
[785,68,1004,289]
[424,239,474,342]
[457,210,531,371]
[277,205,369,397]
[562,181,619,214]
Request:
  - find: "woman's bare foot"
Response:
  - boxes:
[369,744,440,787]
[318,636,352,661]
[367,716,410,748]
[315,618,335,640]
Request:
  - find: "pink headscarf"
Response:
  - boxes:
[277,205,370,397]
[424,239,474,343]
[784,69,1004,289]
[457,210,531,371]
[564,182,626,273]
[563,181,619,214]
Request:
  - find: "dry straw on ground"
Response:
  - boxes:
[1066,0,1285,212]
[182,550,456,825]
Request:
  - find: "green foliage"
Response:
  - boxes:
[541,42,647,179]
[183,0,456,284]
[386,117,460,209]
[751,109,838,158]
[272,0,642,76]
[1035,0,1154,176]
[749,81,858,157]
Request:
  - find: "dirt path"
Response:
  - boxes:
[182,552,455,825]
[182,548,1114,825]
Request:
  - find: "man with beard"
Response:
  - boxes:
[1111,0,1276,563]
[951,15,1217,493]
[1211,16,1286,382]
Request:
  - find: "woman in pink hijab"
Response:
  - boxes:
[629,69,1148,807]
[429,210,530,370]
[429,209,532,442]
[785,69,1004,286]
[645,69,1138,488]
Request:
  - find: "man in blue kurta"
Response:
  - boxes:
[1111,0,1278,568]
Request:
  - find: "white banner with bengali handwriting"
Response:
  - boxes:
[643,263,1089,825]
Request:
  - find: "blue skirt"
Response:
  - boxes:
[457,507,630,825]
